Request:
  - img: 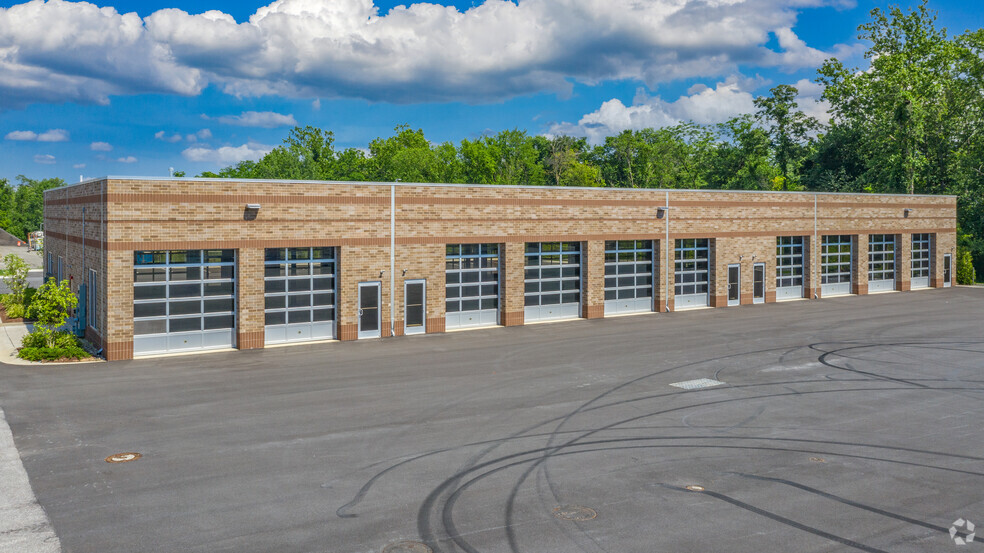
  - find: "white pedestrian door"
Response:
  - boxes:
[358,282,381,339]
[943,254,952,287]
[727,264,740,306]
[404,280,426,335]
[752,263,765,304]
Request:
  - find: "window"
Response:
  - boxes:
[524,242,581,308]
[776,237,804,289]
[133,249,236,337]
[674,239,709,296]
[445,244,499,316]
[821,236,852,285]
[868,234,896,282]
[911,234,931,281]
[88,270,98,330]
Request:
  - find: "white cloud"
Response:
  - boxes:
[215,111,297,128]
[312,99,321,111]
[549,77,758,143]
[37,128,69,142]
[0,0,860,108]
[155,130,183,143]
[73,163,86,169]
[182,141,273,164]
[90,141,113,151]
[5,130,37,141]
[33,154,55,164]
[117,155,138,163]
[5,128,68,141]
[790,77,832,125]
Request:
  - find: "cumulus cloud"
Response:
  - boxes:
[0,0,859,108]
[33,154,55,164]
[5,128,69,141]
[182,141,274,164]
[215,111,298,128]
[549,78,758,143]
[73,163,86,169]
[117,155,138,163]
[789,77,832,125]
[90,141,113,151]
[155,130,183,143]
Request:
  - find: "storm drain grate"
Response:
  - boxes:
[382,541,432,553]
[669,378,725,390]
[105,452,142,463]
[553,505,597,522]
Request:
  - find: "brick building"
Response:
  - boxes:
[43,177,957,361]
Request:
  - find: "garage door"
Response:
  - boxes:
[263,247,336,344]
[821,235,852,296]
[524,242,581,322]
[776,236,805,300]
[674,238,709,309]
[868,234,896,292]
[604,240,654,315]
[445,244,499,329]
[133,249,236,355]
[911,234,931,289]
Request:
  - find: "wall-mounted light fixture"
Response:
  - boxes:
[656,206,671,219]
[903,208,913,218]
[243,203,261,221]
[402,269,408,276]
[379,270,384,278]
[246,203,261,210]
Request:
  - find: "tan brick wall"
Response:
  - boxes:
[43,179,959,360]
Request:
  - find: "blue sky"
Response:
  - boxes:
[0,0,980,182]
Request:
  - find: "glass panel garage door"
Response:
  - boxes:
[821,235,852,296]
[776,236,805,300]
[911,234,931,289]
[604,240,654,315]
[133,249,236,355]
[868,234,896,292]
[674,239,709,309]
[264,247,336,344]
[446,244,499,329]
[525,242,581,322]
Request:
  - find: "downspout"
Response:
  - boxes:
[390,183,396,337]
[813,193,818,299]
[665,190,671,312]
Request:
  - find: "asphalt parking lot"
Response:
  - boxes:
[1,288,982,553]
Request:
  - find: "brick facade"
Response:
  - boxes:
[43,178,959,360]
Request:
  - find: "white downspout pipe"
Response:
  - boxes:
[390,183,396,337]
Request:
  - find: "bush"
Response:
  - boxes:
[956,248,977,285]
[18,331,91,361]
[0,286,36,319]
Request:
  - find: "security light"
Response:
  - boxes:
[246,203,261,210]
[903,208,913,217]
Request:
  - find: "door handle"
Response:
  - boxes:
[358,309,363,315]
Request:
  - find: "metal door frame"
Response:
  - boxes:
[943,253,952,288]
[404,279,426,335]
[358,281,382,339]
[752,262,765,304]
[727,263,740,307]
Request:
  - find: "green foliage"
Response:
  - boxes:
[26,278,78,348]
[0,175,64,240]
[956,248,977,285]
[19,330,90,361]
[754,84,821,188]
[0,253,30,299]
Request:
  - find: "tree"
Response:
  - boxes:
[26,278,78,348]
[0,253,30,302]
[754,84,821,188]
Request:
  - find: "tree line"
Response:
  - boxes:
[0,176,64,241]
[2,2,980,278]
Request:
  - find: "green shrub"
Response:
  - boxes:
[26,279,77,348]
[18,331,91,361]
[956,248,976,285]
[5,302,25,319]
[23,287,36,308]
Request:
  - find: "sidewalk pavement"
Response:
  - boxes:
[0,323,102,366]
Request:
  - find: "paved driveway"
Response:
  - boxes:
[1,288,982,553]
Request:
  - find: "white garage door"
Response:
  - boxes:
[133,250,236,355]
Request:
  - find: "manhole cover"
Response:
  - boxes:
[685,485,705,492]
[381,540,432,553]
[810,457,826,463]
[669,378,725,390]
[105,452,142,463]
[553,505,597,521]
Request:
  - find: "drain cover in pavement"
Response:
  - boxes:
[553,505,597,521]
[105,452,142,463]
[381,541,432,553]
[669,378,725,390]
